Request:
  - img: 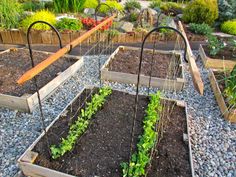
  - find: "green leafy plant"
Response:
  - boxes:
[124,0,141,12]
[149,0,161,9]
[53,0,86,13]
[50,87,112,159]
[218,0,236,22]
[21,10,56,30]
[56,18,83,31]
[121,91,162,177]
[99,1,124,14]
[224,65,236,109]
[189,23,213,35]
[221,20,236,36]
[183,0,218,25]
[0,0,23,29]
[22,1,45,11]
[82,0,98,9]
[207,34,225,56]
[130,12,139,22]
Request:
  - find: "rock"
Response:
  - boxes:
[130,8,141,15]
[119,22,134,33]
[148,8,157,16]
[84,8,95,16]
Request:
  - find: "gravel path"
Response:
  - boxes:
[0,51,235,177]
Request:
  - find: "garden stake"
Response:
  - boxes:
[26,21,62,158]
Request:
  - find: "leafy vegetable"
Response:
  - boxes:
[50,87,112,159]
[56,18,83,31]
[189,23,213,35]
[121,91,162,177]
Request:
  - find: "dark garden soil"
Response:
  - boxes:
[0,49,76,96]
[203,45,236,61]
[108,48,182,79]
[33,89,191,177]
[147,103,191,177]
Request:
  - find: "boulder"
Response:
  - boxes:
[120,22,134,33]
[84,8,95,16]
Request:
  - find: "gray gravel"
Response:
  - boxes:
[0,51,236,177]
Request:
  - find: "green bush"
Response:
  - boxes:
[130,12,138,22]
[56,18,83,31]
[149,0,161,9]
[218,0,236,22]
[53,0,86,13]
[99,1,124,14]
[0,0,23,29]
[82,0,98,9]
[21,10,56,30]
[124,0,141,12]
[160,2,184,12]
[189,23,213,35]
[183,0,218,25]
[22,1,44,11]
[221,20,236,35]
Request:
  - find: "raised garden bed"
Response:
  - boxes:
[199,44,236,71]
[18,87,194,177]
[101,46,185,91]
[0,48,83,112]
[209,70,236,123]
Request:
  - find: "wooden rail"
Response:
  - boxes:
[178,21,204,95]
[17,15,116,85]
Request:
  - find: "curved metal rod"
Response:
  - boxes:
[26,21,62,158]
[94,3,114,23]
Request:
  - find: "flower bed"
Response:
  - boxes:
[0,48,83,112]
[101,46,185,91]
[18,87,194,177]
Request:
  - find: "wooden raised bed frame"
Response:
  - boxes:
[209,70,236,123]
[0,49,84,112]
[18,87,195,177]
[101,46,185,91]
[199,44,236,71]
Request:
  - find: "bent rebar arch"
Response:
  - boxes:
[26,21,63,156]
[128,25,188,175]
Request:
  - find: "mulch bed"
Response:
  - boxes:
[203,45,236,61]
[107,48,182,79]
[33,89,191,177]
[0,49,76,96]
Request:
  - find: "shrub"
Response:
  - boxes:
[189,23,213,35]
[99,1,124,14]
[218,0,236,22]
[130,12,139,22]
[53,0,86,13]
[160,2,184,13]
[21,10,56,30]
[56,18,83,31]
[82,0,98,9]
[207,34,225,56]
[183,0,218,25]
[221,20,236,35]
[22,1,44,11]
[124,0,141,12]
[149,0,161,9]
[0,0,23,29]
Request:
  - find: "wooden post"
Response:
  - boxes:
[17,15,116,85]
[178,21,204,95]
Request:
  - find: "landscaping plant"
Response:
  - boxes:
[183,0,218,25]
[218,0,236,22]
[207,34,225,56]
[50,87,112,159]
[0,0,23,29]
[56,18,83,31]
[221,20,236,36]
[53,0,86,13]
[124,0,141,12]
[121,91,162,177]
[224,65,236,110]
[188,23,213,35]
[99,1,124,14]
[21,10,56,30]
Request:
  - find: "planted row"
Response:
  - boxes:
[121,91,162,177]
[50,87,112,159]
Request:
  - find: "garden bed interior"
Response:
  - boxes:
[19,88,194,177]
[101,46,185,91]
[209,70,236,123]
[0,48,83,112]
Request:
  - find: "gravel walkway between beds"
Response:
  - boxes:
[0,52,235,177]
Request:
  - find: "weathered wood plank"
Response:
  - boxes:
[178,21,204,95]
[209,70,236,123]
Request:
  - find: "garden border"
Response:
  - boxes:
[0,48,84,112]
[101,46,185,91]
[209,70,236,123]
[17,87,195,177]
[199,44,236,71]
